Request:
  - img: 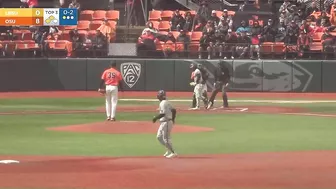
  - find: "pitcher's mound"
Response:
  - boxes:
[48,121,214,134]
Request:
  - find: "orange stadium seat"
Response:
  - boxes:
[64,25,77,30]
[77,20,90,30]
[188,10,196,16]
[22,32,33,41]
[159,31,168,35]
[92,10,106,20]
[191,31,202,41]
[90,20,102,30]
[149,10,161,21]
[88,30,96,38]
[106,10,119,21]
[310,42,323,51]
[152,21,160,30]
[80,10,94,20]
[215,11,223,17]
[260,42,274,54]
[189,42,200,53]
[158,21,170,31]
[160,10,173,20]
[60,30,71,41]
[179,11,185,16]
[171,31,180,39]
[273,42,285,54]
[313,32,323,42]
[228,11,235,16]
[108,20,117,28]
[78,30,88,38]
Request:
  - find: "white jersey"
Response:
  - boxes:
[193,68,203,84]
[159,100,173,122]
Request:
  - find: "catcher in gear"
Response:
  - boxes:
[189,63,209,109]
[207,61,230,109]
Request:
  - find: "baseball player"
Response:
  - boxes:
[99,62,123,121]
[152,90,177,158]
[189,64,208,110]
[207,61,230,109]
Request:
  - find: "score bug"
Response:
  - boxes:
[45,10,58,14]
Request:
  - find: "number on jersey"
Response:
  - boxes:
[108,72,116,79]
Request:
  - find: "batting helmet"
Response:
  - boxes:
[190,63,196,70]
[197,63,203,69]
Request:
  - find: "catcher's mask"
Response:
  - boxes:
[157,90,166,101]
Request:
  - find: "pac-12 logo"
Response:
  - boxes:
[120,62,141,88]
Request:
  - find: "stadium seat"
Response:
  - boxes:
[228,11,235,16]
[179,11,186,17]
[160,10,173,21]
[273,42,285,54]
[108,20,117,28]
[158,21,170,31]
[92,10,106,20]
[88,30,96,38]
[60,30,71,41]
[189,10,196,16]
[64,25,77,30]
[78,30,88,38]
[106,10,119,21]
[260,42,274,54]
[331,31,336,36]
[90,20,102,30]
[310,42,322,51]
[191,31,202,41]
[159,31,168,35]
[215,11,223,18]
[80,10,94,20]
[149,10,161,21]
[77,20,90,30]
[22,32,33,41]
[152,21,160,29]
[171,31,180,39]
[189,42,200,53]
[313,32,323,42]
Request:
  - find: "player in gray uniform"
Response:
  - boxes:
[152,90,177,158]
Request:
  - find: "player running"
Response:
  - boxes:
[189,63,208,110]
[99,62,123,121]
[207,62,230,109]
[152,90,177,158]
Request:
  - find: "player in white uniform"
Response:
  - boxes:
[152,90,177,158]
[190,64,207,110]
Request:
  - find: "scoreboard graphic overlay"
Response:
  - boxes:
[0,8,78,26]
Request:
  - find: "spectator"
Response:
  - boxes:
[219,9,233,29]
[97,19,116,43]
[176,29,190,56]
[321,27,336,58]
[297,9,305,20]
[235,31,250,59]
[297,20,313,57]
[202,20,215,35]
[236,20,251,34]
[47,26,61,41]
[137,30,156,57]
[279,10,289,26]
[330,8,336,25]
[209,10,220,27]
[198,32,214,59]
[194,16,206,31]
[91,30,108,57]
[329,0,336,15]
[69,0,81,10]
[284,20,299,59]
[170,10,185,31]
[275,20,287,42]
[197,1,211,22]
[223,29,238,59]
[316,11,331,27]
[126,0,142,26]
[279,0,292,13]
[306,2,319,17]
[183,12,194,32]
[214,29,226,58]
[33,26,49,56]
[160,32,176,57]
[20,0,38,8]
[250,21,262,59]
[262,19,277,42]
[0,26,13,40]
[142,21,159,35]
[217,19,230,35]
[69,29,83,56]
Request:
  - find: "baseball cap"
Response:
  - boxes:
[228,29,232,32]
[223,9,228,12]
[212,10,216,13]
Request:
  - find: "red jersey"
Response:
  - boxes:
[27,0,38,7]
[101,68,122,86]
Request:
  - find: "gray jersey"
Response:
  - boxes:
[159,100,173,122]
[193,68,203,84]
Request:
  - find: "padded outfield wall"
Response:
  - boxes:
[0,58,335,92]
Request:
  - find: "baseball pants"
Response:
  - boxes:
[192,84,208,108]
[105,85,118,119]
[209,81,229,107]
[193,83,204,108]
[157,120,174,153]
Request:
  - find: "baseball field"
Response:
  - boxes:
[0,91,336,189]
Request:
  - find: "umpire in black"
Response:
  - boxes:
[207,61,230,109]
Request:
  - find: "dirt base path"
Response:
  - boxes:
[48,121,214,134]
[0,151,336,188]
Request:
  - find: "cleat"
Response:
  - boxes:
[163,151,170,157]
[189,107,200,110]
[111,118,116,121]
[106,117,111,121]
[207,102,213,110]
[166,153,177,158]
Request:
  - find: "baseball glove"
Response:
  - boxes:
[98,88,106,95]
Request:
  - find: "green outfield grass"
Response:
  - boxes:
[0,97,336,157]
